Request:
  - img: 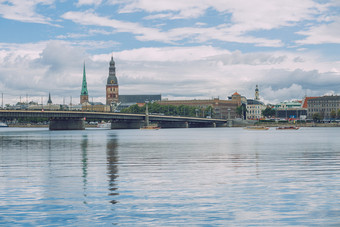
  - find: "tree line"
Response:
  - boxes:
[121,102,214,118]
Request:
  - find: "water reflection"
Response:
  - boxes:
[81,135,88,204]
[106,135,119,204]
[2,128,340,226]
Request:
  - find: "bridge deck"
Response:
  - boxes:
[0,110,227,124]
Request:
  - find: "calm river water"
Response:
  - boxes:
[1,127,340,226]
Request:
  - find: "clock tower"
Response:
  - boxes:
[106,57,119,105]
[255,85,260,101]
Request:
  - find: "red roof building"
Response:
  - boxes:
[301,97,318,109]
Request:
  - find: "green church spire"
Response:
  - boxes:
[81,62,88,96]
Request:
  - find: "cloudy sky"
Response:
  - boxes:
[0,0,339,105]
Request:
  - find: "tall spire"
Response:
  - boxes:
[81,62,88,96]
[80,62,89,104]
[47,92,52,104]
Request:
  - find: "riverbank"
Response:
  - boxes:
[7,124,97,128]
[6,122,340,128]
[256,122,340,127]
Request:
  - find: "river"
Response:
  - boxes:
[1,127,340,226]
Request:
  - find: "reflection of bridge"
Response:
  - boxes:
[0,110,229,130]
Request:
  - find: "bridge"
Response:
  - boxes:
[0,110,229,130]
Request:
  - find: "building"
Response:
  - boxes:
[106,57,119,105]
[255,85,260,101]
[117,94,162,112]
[301,96,318,109]
[246,99,265,120]
[82,102,110,112]
[47,93,52,104]
[274,101,302,109]
[246,85,266,120]
[307,95,340,119]
[158,93,243,119]
[80,63,89,104]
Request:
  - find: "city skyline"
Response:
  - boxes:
[0,0,339,105]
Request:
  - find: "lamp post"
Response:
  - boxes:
[228,108,232,127]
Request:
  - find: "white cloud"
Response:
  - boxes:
[296,16,340,45]
[1,41,339,105]
[113,0,325,32]
[76,0,102,7]
[0,0,55,24]
[61,11,283,47]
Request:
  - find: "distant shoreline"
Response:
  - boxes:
[5,122,340,128]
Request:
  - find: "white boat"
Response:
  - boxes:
[0,122,8,127]
[97,122,111,128]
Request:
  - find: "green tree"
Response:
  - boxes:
[262,107,276,118]
[236,105,243,118]
[205,106,214,118]
[120,103,212,118]
[312,113,321,122]
[330,110,336,119]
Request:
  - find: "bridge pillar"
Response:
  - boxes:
[49,118,85,130]
[111,120,143,129]
[158,121,189,128]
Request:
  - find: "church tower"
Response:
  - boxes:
[47,92,52,104]
[80,62,89,104]
[255,85,260,101]
[106,57,119,105]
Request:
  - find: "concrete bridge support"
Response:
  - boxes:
[49,118,85,130]
[111,120,143,129]
[158,121,189,128]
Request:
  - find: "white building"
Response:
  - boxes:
[246,99,266,120]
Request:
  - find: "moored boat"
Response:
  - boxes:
[0,122,8,127]
[276,126,300,130]
[244,126,269,130]
[140,124,160,130]
[97,122,111,128]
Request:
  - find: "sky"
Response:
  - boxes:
[0,0,339,105]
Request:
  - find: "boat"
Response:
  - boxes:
[97,122,111,128]
[276,126,300,130]
[0,122,8,127]
[244,126,269,130]
[140,124,160,130]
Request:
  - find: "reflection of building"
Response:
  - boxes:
[307,95,340,119]
[106,57,119,105]
[106,136,119,204]
[80,63,89,104]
